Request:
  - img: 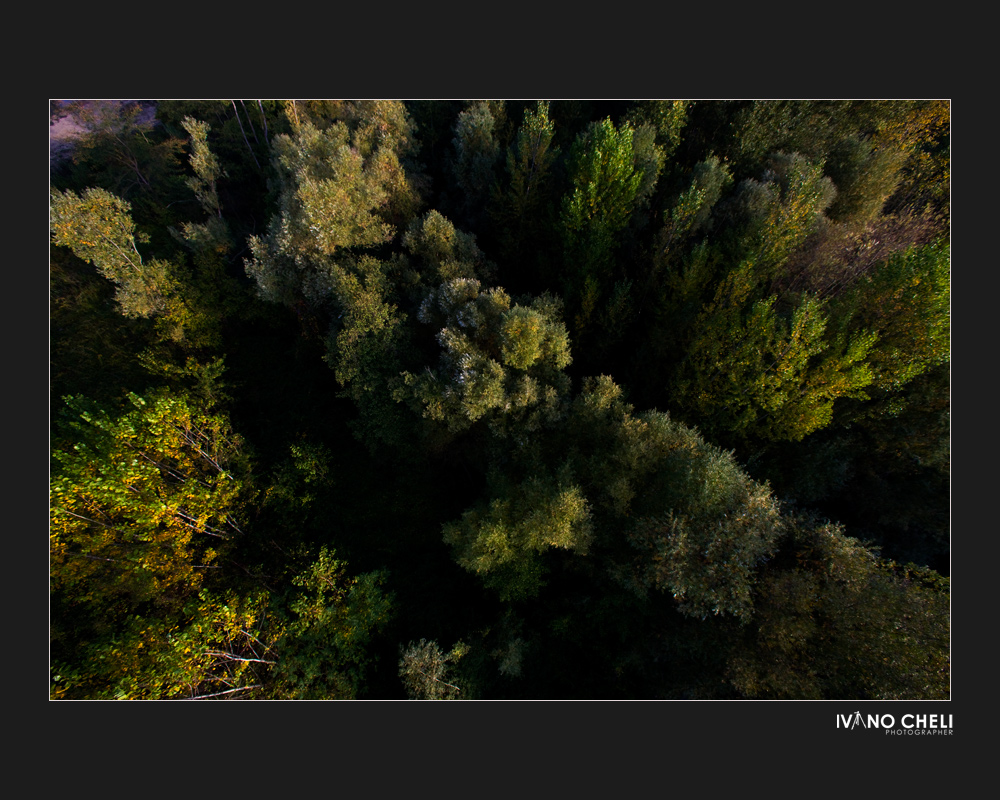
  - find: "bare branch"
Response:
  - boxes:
[414,667,461,693]
[205,650,277,665]
[182,684,262,700]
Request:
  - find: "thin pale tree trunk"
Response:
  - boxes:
[257,100,269,144]
[240,100,260,145]
[231,100,262,171]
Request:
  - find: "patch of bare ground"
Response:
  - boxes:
[50,100,158,168]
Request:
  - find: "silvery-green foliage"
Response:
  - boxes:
[398,639,469,699]
[180,116,225,219]
[565,376,782,620]
[50,187,173,319]
[450,101,501,217]
[661,155,733,253]
[400,278,571,436]
[630,122,666,209]
[728,152,837,278]
[245,105,421,308]
[402,209,489,285]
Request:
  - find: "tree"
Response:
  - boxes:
[51,391,248,610]
[726,515,949,699]
[180,116,225,220]
[50,185,233,348]
[630,122,667,212]
[240,107,432,453]
[627,100,689,161]
[672,286,878,444]
[273,546,393,699]
[727,152,838,279]
[245,102,423,308]
[399,639,469,699]
[50,390,255,699]
[397,277,571,440]
[401,208,491,285]
[824,134,907,226]
[658,155,733,257]
[54,101,190,228]
[490,101,560,271]
[833,242,950,393]
[443,472,593,601]
[884,101,949,229]
[322,254,412,451]
[564,377,783,620]
[50,187,174,319]
[251,121,393,285]
[640,155,734,363]
[438,370,785,619]
[654,153,885,444]
[450,101,502,226]
[769,207,940,301]
[725,101,948,234]
[561,118,643,279]
[160,116,245,350]
[559,118,663,341]
[51,588,282,701]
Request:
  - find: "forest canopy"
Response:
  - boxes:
[50,99,949,699]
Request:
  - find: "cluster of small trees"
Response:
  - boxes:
[50,99,949,699]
